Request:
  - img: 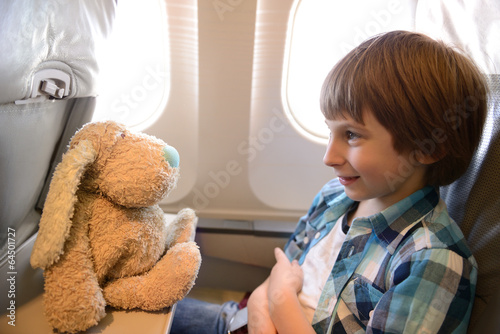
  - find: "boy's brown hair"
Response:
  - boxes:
[320,30,488,186]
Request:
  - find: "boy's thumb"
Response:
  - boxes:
[274,247,287,262]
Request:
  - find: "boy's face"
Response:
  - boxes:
[323,109,428,213]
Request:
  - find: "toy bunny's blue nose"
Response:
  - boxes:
[163,145,180,168]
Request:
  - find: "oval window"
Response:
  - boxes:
[93,0,170,130]
[282,0,415,142]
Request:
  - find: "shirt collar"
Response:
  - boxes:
[365,185,439,253]
[316,184,354,231]
[323,183,439,254]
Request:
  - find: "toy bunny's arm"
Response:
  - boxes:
[103,208,201,311]
[31,140,97,269]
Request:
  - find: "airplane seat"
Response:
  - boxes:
[0,1,174,333]
[440,74,500,334]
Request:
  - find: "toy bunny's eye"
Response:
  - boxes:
[120,133,126,139]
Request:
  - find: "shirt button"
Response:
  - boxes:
[315,232,321,239]
[303,236,309,244]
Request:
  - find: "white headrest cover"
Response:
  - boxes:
[0,1,116,104]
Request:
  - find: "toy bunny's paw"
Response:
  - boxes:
[104,241,201,310]
[175,208,198,242]
[165,208,198,247]
[177,207,196,221]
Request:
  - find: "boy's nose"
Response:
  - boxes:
[163,145,180,168]
[323,140,345,167]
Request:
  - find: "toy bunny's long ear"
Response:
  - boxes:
[30,139,97,269]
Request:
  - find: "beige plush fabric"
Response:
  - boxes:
[30,121,201,333]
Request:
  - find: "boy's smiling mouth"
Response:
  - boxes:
[338,176,360,186]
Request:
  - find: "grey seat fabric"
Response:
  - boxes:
[0,99,96,265]
[441,74,500,333]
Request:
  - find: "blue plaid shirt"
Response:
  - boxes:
[285,179,477,333]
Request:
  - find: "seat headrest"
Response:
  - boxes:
[416,0,500,74]
[0,1,116,104]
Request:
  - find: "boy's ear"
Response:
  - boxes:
[415,150,444,165]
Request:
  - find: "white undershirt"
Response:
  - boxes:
[297,215,347,323]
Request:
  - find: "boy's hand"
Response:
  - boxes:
[248,279,277,333]
[249,248,312,334]
[267,247,303,306]
[266,248,314,334]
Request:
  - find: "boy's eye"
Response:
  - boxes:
[346,131,360,140]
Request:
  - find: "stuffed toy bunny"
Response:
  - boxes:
[30,121,201,333]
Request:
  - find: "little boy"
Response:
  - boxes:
[171,30,487,334]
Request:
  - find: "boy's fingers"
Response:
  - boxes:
[292,261,303,278]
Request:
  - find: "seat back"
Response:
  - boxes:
[0,99,96,267]
[440,75,500,333]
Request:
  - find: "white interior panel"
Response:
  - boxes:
[148,0,199,205]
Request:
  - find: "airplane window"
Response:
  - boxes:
[92,0,170,130]
[282,0,415,143]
